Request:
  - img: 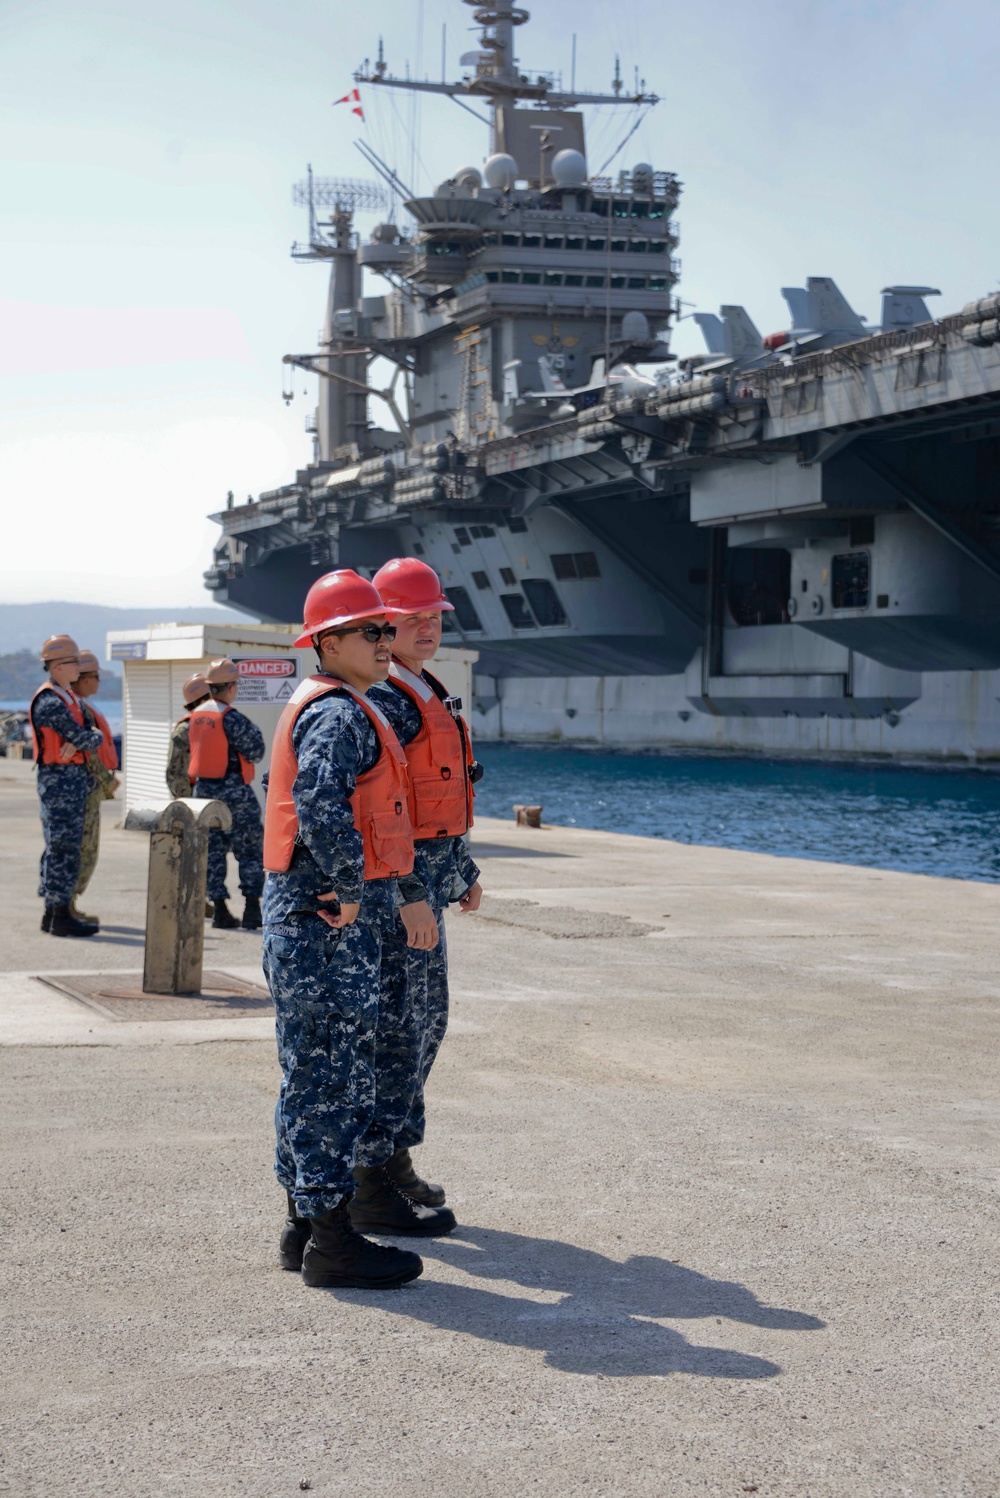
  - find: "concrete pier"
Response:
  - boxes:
[1,756,998,1496]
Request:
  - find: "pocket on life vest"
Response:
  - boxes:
[410,773,468,833]
[367,806,410,873]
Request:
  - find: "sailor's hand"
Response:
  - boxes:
[457,880,483,914]
[401,900,439,950]
[317,892,358,929]
[57,742,78,762]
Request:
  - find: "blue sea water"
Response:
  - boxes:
[472,743,1000,884]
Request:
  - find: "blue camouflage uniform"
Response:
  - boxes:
[31,687,104,906]
[262,686,428,1217]
[364,679,480,1161]
[193,707,266,901]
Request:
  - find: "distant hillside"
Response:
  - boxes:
[0,650,120,701]
[0,601,255,658]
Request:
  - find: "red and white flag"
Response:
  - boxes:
[334,87,364,120]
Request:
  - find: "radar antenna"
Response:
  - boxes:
[355,0,658,112]
[291,167,389,258]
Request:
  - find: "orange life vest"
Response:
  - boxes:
[387,661,475,840]
[29,684,87,766]
[187,700,254,785]
[83,702,119,771]
[264,675,414,881]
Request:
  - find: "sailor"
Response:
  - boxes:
[69,649,121,928]
[360,557,483,1209]
[263,568,454,1291]
[189,657,266,930]
[165,673,210,800]
[30,635,104,938]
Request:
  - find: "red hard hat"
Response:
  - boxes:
[372,557,453,613]
[294,569,392,647]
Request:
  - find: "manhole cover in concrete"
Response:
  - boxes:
[33,970,273,1022]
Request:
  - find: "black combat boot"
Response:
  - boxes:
[68,898,100,928]
[212,900,239,929]
[49,904,98,938]
[350,1164,456,1236]
[40,906,53,933]
[279,1191,313,1271]
[301,1200,423,1289]
[241,895,262,931]
[385,1147,447,1207]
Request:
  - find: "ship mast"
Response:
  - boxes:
[355,0,658,136]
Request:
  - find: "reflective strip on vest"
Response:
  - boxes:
[263,674,414,880]
[29,684,87,766]
[388,661,475,839]
[187,700,254,784]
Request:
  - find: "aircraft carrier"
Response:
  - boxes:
[205,0,1000,761]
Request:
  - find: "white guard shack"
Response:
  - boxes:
[105,621,478,817]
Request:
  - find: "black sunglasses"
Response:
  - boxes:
[326,623,397,644]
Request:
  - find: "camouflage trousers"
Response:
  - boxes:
[356,909,450,1167]
[196,782,265,901]
[36,764,90,906]
[74,784,103,900]
[265,915,383,1216]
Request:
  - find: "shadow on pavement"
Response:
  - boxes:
[470,842,572,860]
[334,1224,824,1377]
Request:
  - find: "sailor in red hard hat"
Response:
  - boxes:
[188,656,266,930]
[364,556,484,1211]
[262,568,456,1291]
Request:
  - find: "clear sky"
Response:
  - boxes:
[3,0,998,608]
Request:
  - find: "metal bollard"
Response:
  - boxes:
[513,803,543,828]
[124,798,232,995]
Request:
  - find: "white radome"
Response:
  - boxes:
[483,153,519,190]
[551,149,587,188]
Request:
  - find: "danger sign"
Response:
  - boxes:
[232,656,300,703]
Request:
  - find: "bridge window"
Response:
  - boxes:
[543,271,563,286]
[627,276,646,290]
[500,566,516,585]
[522,234,541,249]
[472,570,491,590]
[544,236,564,250]
[522,578,568,626]
[565,236,584,251]
[585,274,606,288]
[648,241,668,255]
[586,237,606,253]
[507,516,528,533]
[501,233,519,247]
[501,270,520,284]
[551,551,600,580]
[831,552,870,610]
[444,586,483,632]
[500,592,537,629]
[522,271,542,285]
[565,273,584,287]
[648,276,668,291]
[610,275,626,290]
[628,241,648,254]
[454,527,471,545]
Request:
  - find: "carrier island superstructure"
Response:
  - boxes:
[205,1,1000,760]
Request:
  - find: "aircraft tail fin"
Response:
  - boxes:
[719,305,763,358]
[693,312,727,354]
[537,354,568,393]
